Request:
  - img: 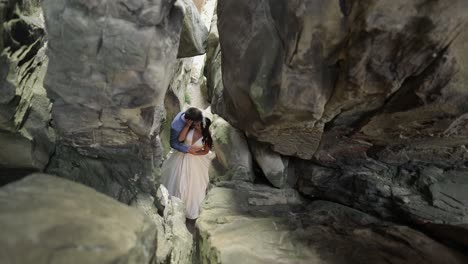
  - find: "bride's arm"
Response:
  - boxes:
[178,120,192,142]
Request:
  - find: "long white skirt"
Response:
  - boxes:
[161,150,211,219]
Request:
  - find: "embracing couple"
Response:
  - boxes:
[161,107,213,220]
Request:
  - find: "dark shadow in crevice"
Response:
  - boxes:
[0,168,37,187]
[252,158,274,187]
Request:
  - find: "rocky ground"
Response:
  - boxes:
[195,182,468,264]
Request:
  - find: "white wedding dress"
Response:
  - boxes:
[161,129,212,219]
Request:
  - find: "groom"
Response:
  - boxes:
[170,107,203,154]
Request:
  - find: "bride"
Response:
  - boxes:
[161,116,213,219]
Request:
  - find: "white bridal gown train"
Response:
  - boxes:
[161,129,212,219]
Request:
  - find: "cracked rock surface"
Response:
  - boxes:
[42,0,185,202]
[215,0,468,226]
[0,174,158,264]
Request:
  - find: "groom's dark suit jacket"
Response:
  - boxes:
[170,111,189,153]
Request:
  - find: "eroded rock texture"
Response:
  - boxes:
[196,182,468,264]
[43,0,184,203]
[0,0,55,182]
[132,185,193,264]
[204,13,223,111]
[178,0,209,58]
[0,174,158,264]
[217,0,468,224]
[210,115,255,182]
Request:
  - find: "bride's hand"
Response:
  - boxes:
[188,145,202,154]
[188,149,197,155]
[190,146,202,151]
[185,120,193,127]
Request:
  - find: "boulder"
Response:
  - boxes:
[216,0,345,159]
[0,174,158,264]
[216,0,468,225]
[130,192,161,224]
[196,182,468,264]
[163,196,193,264]
[155,183,170,212]
[210,115,255,182]
[42,0,184,203]
[0,0,55,177]
[249,140,294,188]
[138,184,193,264]
[177,0,209,58]
[204,14,223,107]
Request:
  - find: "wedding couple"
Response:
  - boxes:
[161,107,213,220]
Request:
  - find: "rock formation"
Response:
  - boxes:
[216,0,468,225]
[196,181,468,264]
[204,13,223,112]
[178,0,209,58]
[249,140,294,188]
[210,115,255,182]
[1,0,468,263]
[0,174,158,264]
[0,0,55,183]
[42,0,184,203]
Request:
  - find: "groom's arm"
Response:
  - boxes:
[169,112,189,153]
[170,126,189,153]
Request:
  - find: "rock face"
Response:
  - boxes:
[216,0,468,224]
[0,174,158,264]
[42,0,184,203]
[163,196,193,264]
[0,0,55,179]
[217,0,345,159]
[196,182,468,264]
[178,0,209,58]
[249,140,294,188]
[204,13,223,112]
[210,115,255,182]
[136,184,193,264]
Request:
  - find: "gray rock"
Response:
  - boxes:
[195,183,468,264]
[216,0,345,159]
[294,156,468,225]
[163,196,193,264]
[42,0,184,203]
[154,217,172,264]
[216,0,468,226]
[216,0,468,159]
[215,180,303,206]
[210,115,255,182]
[249,140,294,188]
[130,192,161,224]
[177,0,209,58]
[134,186,193,264]
[130,192,174,264]
[155,184,170,212]
[46,144,160,203]
[0,1,55,173]
[0,174,158,264]
[204,14,223,106]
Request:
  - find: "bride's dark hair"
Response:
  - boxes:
[202,118,213,149]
